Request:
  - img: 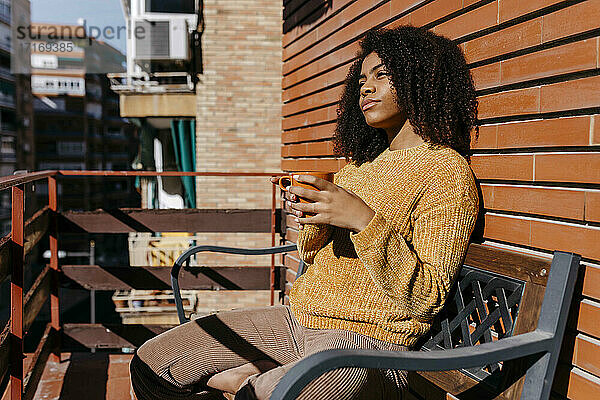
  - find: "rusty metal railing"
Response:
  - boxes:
[0,169,285,400]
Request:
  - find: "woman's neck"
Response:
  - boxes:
[387,120,425,150]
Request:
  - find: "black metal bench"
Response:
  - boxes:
[171,243,580,400]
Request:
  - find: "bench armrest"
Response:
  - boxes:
[170,244,298,324]
[271,330,554,400]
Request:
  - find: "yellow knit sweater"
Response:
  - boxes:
[289,143,479,347]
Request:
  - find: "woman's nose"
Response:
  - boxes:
[360,83,374,96]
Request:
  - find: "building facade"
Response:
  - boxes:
[0,0,34,235]
[30,23,137,211]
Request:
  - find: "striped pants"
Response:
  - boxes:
[130,305,408,400]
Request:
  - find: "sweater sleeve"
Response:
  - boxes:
[349,178,478,322]
[296,223,333,265]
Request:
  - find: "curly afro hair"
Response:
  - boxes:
[333,25,478,165]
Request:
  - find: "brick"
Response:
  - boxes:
[281,105,337,130]
[471,62,501,90]
[280,158,346,172]
[531,219,600,261]
[542,0,600,43]
[470,154,534,180]
[283,41,358,86]
[499,0,564,23]
[501,38,597,85]
[484,213,531,245]
[410,0,462,27]
[478,87,540,119]
[282,123,336,144]
[593,115,600,145]
[540,75,600,113]
[283,64,347,99]
[472,124,497,149]
[282,141,334,157]
[434,1,498,39]
[282,86,342,116]
[282,4,390,76]
[464,18,542,63]
[483,184,585,220]
[282,0,353,48]
[495,116,591,148]
[535,153,600,184]
[390,0,425,16]
[586,191,600,223]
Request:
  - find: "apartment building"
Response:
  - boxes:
[29,23,137,211]
[0,0,34,235]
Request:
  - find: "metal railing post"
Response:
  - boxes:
[48,176,60,362]
[270,181,276,306]
[10,184,24,400]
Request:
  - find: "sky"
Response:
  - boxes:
[31,0,127,53]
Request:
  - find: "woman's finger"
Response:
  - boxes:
[296,214,323,225]
[285,200,304,216]
[289,185,322,202]
[294,174,333,191]
[288,200,317,214]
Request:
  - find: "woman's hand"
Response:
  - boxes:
[270,175,375,232]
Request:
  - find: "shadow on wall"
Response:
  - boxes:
[283,0,333,34]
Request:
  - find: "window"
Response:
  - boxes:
[145,0,195,14]
[0,0,10,22]
[57,141,85,156]
[0,135,15,155]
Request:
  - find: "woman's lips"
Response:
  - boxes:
[361,100,379,111]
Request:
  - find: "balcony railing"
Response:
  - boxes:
[0,169,287,400]
[108,71,195,94]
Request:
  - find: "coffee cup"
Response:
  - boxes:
[278,171,334,203]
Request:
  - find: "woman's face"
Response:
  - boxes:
[358,52,407,135]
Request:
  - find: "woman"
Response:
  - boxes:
[130,25,479,400]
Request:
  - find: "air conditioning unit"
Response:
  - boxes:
[133,18,189,61]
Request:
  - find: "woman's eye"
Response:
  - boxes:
[377,71,387,78]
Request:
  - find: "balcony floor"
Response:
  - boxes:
[2,352,137,400]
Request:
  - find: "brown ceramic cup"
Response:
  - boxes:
[278,171,334,203]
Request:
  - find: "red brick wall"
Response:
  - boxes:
[195,0,282,208]
[193,0,283,275]
[281,1,600,398]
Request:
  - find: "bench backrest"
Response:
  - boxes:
[410,244,578,399]
[296,243,578,399]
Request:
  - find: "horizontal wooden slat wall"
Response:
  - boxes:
[281,1,600,398]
